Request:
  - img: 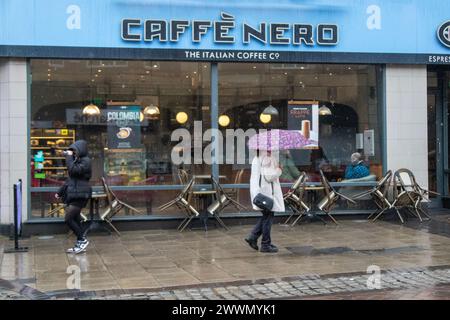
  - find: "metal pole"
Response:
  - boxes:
[211,63,219,179]
[13,183,18,249]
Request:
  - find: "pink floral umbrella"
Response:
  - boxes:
[248,129,317,151]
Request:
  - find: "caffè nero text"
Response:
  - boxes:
[121,12,338,46]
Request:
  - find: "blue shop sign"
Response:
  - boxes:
[1,0,450,64]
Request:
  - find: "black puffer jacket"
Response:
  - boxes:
[57,140,92,207]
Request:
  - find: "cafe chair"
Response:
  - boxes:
[207,176,247,229]
[351,170,394,221]
[46,203,66,218]
[178,168,190,184]
[391,168,436,223]
[317,170,356,225]
[157,177,200,232]
[224,169,245,208]
[283,172,310,226]
[99,177,142,235]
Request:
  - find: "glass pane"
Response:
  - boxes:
[427,92,437,194]
[30,189,193,219]
[30,59,210,218]
[217,63,383,185]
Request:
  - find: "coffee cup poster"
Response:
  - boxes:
[107,105,141,149]
[287,101,319,149]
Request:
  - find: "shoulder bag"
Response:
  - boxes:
[252,174,274,211]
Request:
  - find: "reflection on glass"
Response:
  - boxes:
[30,60,211,192]
[218,63,383,185]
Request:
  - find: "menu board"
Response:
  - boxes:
[107,105,142,149]
[287,100,319,148]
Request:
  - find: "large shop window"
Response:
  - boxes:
[217,63,383,194]
[29,60,383,220]
[30,59,210,219]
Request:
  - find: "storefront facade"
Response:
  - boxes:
[1,0,450,229]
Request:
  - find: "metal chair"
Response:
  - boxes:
[157,177,200,232]
[178,168,190,184]
[99,177,142,235]
[352,170,394,221]
[317,170,356,225]
[283,172,310,226]
[46,203,66,218]
[391,169,436,222]
[224,169,244,209]
[207,176,247,229]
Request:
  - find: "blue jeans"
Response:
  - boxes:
[249,210,274,248]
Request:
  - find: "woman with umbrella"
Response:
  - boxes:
[245,129,316,253]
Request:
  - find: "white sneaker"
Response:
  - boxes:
[66,246,77,253]
[74,239,89,254]
[66,241,81,253]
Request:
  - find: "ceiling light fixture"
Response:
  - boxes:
[82,60,100,116]
[143,104,160,119]
[319,105,332,116]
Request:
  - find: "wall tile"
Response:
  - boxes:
[9,133,27,153]
[9,117,27,136]
[8,83,27,100]
[7,63,27,82]
[386,65,428,187]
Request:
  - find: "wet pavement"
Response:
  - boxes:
[1,210,450,299]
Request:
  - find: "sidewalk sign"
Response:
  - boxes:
[5,179,29,253]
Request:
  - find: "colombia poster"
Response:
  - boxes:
[106,105,141,149]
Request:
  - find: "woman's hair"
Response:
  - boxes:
[351,152,361,162]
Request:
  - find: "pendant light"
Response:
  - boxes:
[83,60,100,116]
[262,104,279,116]
[260,113,272,124]
[319,105,332,116]
[218,114,231,127]
[176,111,188,124]
[83,103,101,116]
[143,104,160,119]
[262,65,279,116]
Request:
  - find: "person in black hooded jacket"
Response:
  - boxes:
[55,140,92,254]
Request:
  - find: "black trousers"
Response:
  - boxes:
[249,209,274,248]
[64,205,85,241]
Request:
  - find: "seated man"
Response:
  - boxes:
[344,152,370,180]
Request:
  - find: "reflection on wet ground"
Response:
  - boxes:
[1,210,450,299]
[286,245,426,256]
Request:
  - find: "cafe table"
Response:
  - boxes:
[302,185,328,224]
[191,175,226,231]
[83,191,110,235]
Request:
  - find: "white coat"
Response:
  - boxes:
[250,155,285,213]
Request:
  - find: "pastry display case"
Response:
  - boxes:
[30,128,76,181]
[104,148,147,184]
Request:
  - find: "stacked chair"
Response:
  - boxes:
[283,172,310,226]
[352,168,437,224]
[178,168,190,184]
[391,169,436,222]
[207,176,247,229]
[99,177,142,235]
[224,169,245,209]
[352,170,394,221]
[316,170,356,224]
[157,177,200,232]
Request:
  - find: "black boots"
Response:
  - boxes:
[245,238,259,251]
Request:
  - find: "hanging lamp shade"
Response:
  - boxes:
[262,104,279,116]
[143,104,160,119]
[82,103,100,116]
[319,105,332,116]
